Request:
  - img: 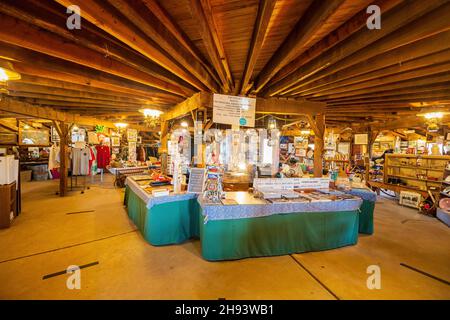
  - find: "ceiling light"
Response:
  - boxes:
[139,108,163,118]
[0,60,21,82]
[114,122,128,129]
[180,121,189,128]
[423,112,443,119]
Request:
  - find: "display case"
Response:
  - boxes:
[384,154,450,194]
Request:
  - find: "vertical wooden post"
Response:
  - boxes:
[308,113,325,177]
[367,127,379,159]
[366,127,379,186]
[159,120,169,174]
[53,121,70,197]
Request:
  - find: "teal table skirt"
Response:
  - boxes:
[199,209,360,261]
[125,186,200,246]
[359,200,375,235]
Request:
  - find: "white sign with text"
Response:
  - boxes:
[213,94,256,127]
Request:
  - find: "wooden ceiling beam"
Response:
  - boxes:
[0,13,192,97]
[162,92,211,121]
[239,0,276,95]
[106,0,220,92]
[0,0,195,93]
[54,0,208,92]
[326,90,450,106]
[6,83,153,105]
[264,0,403,90]
[18,99,143,111]
[190,0,234,92]
[6,92,154,108]
[141,0,213,73]
[301,61,450,99]
[12,75,156,101]
[265,0,449,96]
[254,0,346,93]
[0,96,156,132]
[163,92,327,121]
[318,83,450,103]
[12,61,181,105]
[297,43,450,97]
[0,41,182,102]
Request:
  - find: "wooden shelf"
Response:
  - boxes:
[387,164,443,171]
[386,174,441,183]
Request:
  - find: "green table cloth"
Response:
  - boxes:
[124,184,200,246]
[198,193,362,261]
[199,208,360,261]
[343,189,376,235]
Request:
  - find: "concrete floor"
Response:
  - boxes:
[0,174,449,300]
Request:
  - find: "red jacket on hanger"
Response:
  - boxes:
[96,145,111,169]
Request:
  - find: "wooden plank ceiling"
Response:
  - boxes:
[0,0,449,129]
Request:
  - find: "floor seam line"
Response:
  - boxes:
[0,229,137,265]
[400,263,450,286]
[289,255,340,300]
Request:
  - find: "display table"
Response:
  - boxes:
[109,166,149,187]
[124,177,200,245]
[343,188,376,235]
[198,192,363,261]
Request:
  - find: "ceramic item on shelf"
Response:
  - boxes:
[439,198,450,211]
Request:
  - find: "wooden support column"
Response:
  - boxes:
[367,127,380,159]
[366,127,379,186]
[159,120,169,174]
[53,121,71,197]
[307,113,325,177]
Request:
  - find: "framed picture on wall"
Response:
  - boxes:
[19,127,50,146]
[354,133,368,145]
[127,129,137,142]
[111,136,120,147]
[337,142,350,156]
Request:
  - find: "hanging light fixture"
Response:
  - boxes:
[0,60,21,82]
[267,116,277,130]
[139,108,163,128]
[114,122,128,135]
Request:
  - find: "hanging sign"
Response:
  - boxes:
[253,177,330,190]
[187,167,206,194]
[213,94,256,127]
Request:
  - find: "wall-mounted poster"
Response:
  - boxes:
[354,133,368,145]
[111,136,120,147]
[127,129,137,142]
[51,126,60,143]
[337,142,351,156]
[128,141,137,161]
[19,128,50,146]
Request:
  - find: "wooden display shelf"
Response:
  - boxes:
[387,164,443,171]
[385,174,442,184]
[368,180,432,198]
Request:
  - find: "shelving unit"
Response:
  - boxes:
[384,154,450,196]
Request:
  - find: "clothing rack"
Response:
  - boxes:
[70,174,89,194]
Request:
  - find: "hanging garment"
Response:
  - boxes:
[96,145,111,169]
[48,144,60,170]
[72,147,92,175]
[89,146,97,175]
[137,146,146,162]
